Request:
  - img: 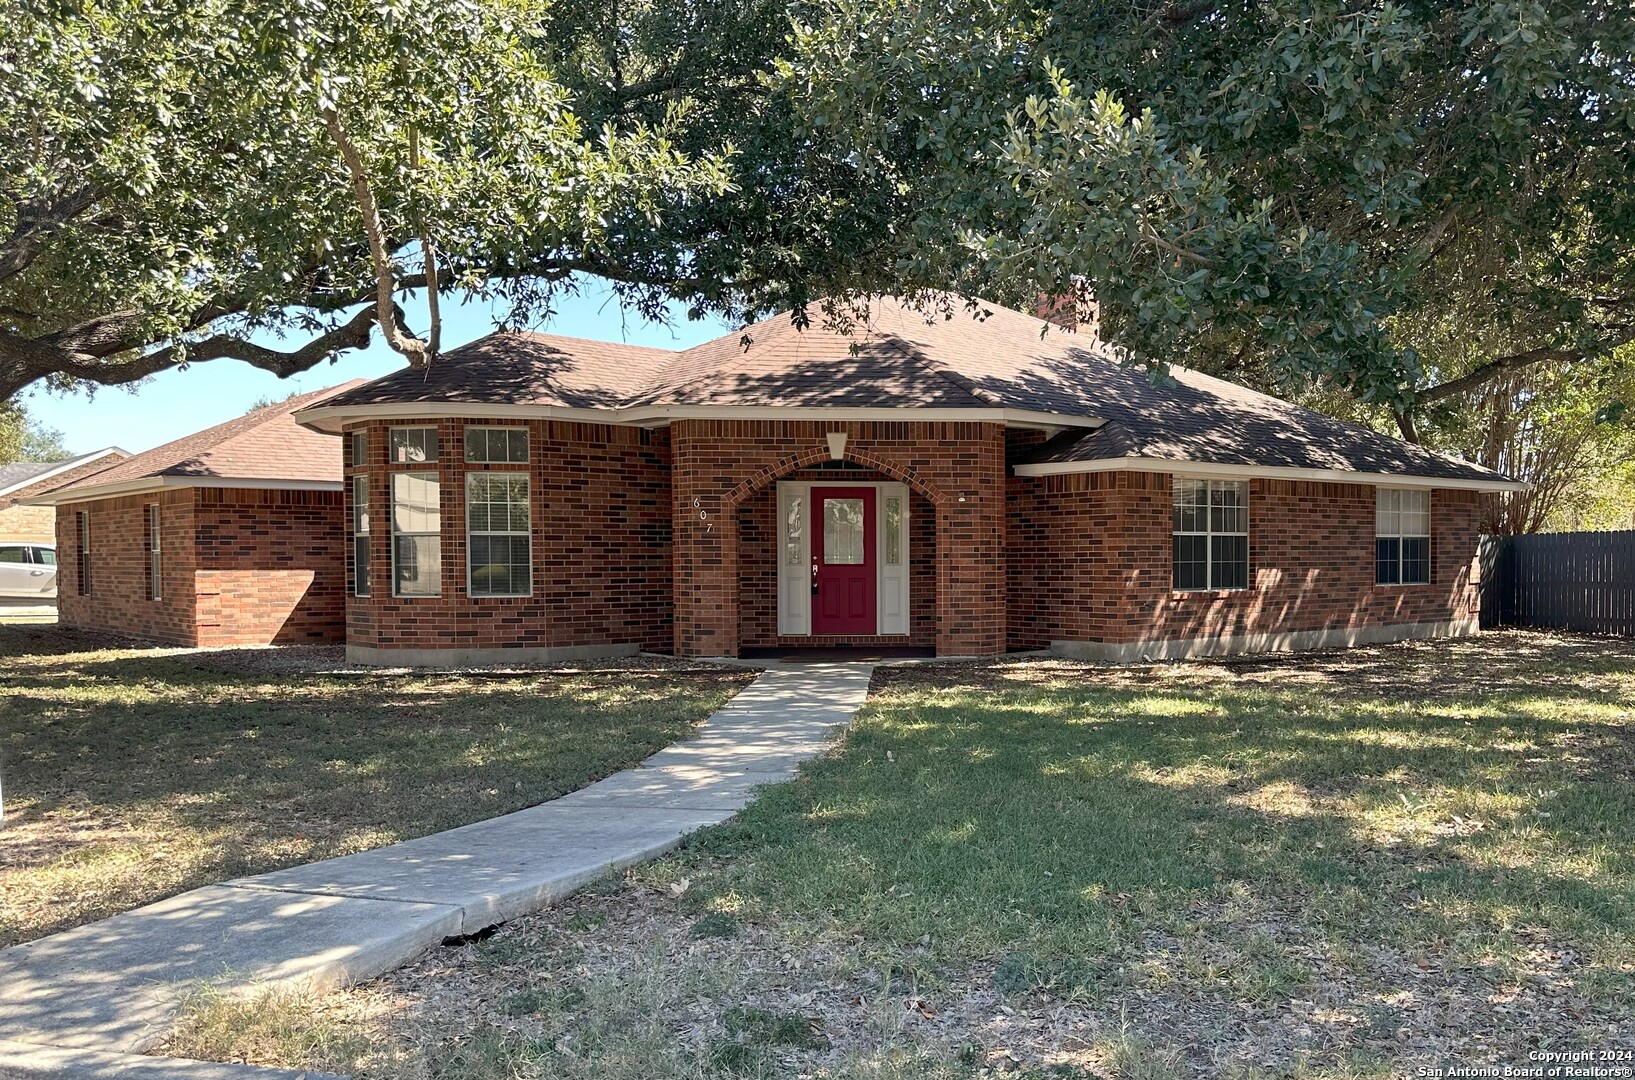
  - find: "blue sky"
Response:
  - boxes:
[22,279,735,455]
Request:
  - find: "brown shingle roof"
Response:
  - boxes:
[326,333,671,410]
[308,296,1514,486]
[52,382,361,494]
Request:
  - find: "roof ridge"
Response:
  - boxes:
[862,298,1012,408]
[509,328,678,358]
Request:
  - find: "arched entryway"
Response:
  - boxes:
[669,419,1008,658]
[736,461,939,652]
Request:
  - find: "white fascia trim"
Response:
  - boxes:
[294,402,1098,435]
[0,447,129,498]
[25,476,343,506]
[1012,455,1529,493]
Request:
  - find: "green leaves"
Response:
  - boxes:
[0,0,777,394]
[771,0,1635,411]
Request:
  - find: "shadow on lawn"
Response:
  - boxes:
[0,627,751,945]
[690,640,1635,1019]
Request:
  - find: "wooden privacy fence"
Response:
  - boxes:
[1479,530,1635,636]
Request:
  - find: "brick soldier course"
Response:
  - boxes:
[37,294,1524,660]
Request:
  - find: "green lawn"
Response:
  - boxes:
[175,631,1635,1079]
[0,626,751,947]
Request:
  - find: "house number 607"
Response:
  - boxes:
[694,496,712,532]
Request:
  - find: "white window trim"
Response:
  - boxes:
[464,425,531,465]
[391,470,442,598]
[1376,487,1432,586]
[351,474,371,598]
[1172,477,1250,593]
[466,472,533,598]
[776,480,909,636]
[147,504,161,601]
[389,426,440,465]
[76,511,90,596]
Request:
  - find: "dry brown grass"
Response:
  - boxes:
[0,624,751,946]
[169,631,1635,1078]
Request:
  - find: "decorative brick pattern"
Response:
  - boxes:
[343,418,672,653]
[1007,470,1482,648]
[671,420,1007,657]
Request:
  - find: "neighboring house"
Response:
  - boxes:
[0,448,129,544]
[263,293,1522,666]
[29,384,362,646]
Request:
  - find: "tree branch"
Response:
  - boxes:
[0,184,99,285]
[1414,333,1635,406]
[0,305,378,401]
[320,103,431,367]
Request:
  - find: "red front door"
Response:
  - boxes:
[811,486,876,635]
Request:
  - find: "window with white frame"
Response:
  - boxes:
[466,473,531,597]
[465,426,529,464]
[1376,488,1430,584]
[351,474,371,597]
[146,504,161,600]
[883,494,903,565]
[391,472,441,596]
[76,511,91,595]
[389,426,439,464]
[1173,478,1249,591]
[348,431,368,468]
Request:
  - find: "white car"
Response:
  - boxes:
[0,543,57,599]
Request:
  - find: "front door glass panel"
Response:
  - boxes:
[823,498,866,565]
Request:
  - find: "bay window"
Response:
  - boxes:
[391,472,441,596]
[467,473,531,597]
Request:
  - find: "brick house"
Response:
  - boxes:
[33,384,361,646]
[268,294,1523,665]
[0,448,129,544]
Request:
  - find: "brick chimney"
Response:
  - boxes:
[1034,291,1077,330]
[1034,287,1098,334]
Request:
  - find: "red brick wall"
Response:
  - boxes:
[1009,470,1483,648]
[55,490,199,644]
[736,466,938,649]
[55,486,345,647]
[671,420,1007,657]
[1005,431,1050,650]
[344,419,672,653]
[193,487,346,646]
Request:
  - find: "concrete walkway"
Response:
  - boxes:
[0,662,875,1070]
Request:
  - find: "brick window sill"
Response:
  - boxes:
[1169,588,1253,600]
